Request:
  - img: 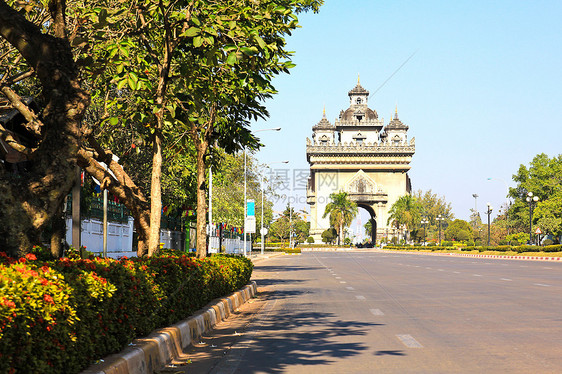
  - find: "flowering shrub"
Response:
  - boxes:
[0,251,253,373]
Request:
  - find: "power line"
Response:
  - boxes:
[369,50,418,99]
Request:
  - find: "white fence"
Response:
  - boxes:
[208,236,252,255]
[65,217,136,259]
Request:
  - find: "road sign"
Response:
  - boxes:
[535,227,542,235]
[247,200,255,216]
[245,216,256,234]
[260,227,268,236]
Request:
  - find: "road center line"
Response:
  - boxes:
[356,295,366,300]
[370,308,384,316]
[534,283,551,287]
[346,286,355,290]
[501,278,512,281]
[397,334,423,348]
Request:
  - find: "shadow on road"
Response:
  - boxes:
[257,265,325,273]
[239,302,383,373]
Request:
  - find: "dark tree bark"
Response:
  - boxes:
[0,0,89,257]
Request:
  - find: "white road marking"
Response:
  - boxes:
[370,309,384,316]
[543,267,553,270]
[473,274,482,277]
[501,278,512,281]
[453,271,461,274]
[438,269,444,271]
[534,283,551,287]
[397,334,423,348]
[426,267,432,270]
[356,295,366,300]
[335,277,342,279]
[346,286,355,290]
[339,281,347,284]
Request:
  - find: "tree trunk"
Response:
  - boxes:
[195,141,208,258]
[0,1,89,257]
[148,130,163,256]
[77,147,151,257]
[50,203,65,258]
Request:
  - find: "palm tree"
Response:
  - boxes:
[387,194,422,243]
[323,191,358,245]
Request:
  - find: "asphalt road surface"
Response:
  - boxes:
[163,251,562,374]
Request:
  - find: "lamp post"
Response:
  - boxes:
[436,214,444,246]
[260,160,289,255]
[421,218,428,246]
[244,127,281,256]
[526,192,539,245]
[485,203,493,246]
[487,177,511,235]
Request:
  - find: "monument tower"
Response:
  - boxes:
[306,79,415,244]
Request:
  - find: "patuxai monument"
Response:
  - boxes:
[306,79,415,244]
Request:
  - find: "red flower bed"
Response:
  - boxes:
[0,251,252,373]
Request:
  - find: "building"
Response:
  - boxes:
[306,80,415,244]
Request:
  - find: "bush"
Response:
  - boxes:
[0,251,253,373]
[543,239,554,246]
[306,236,315,244]
[542,244,562,252]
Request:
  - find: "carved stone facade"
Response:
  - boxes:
[306,80,415,243]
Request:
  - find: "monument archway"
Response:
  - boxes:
[306,80,415,244]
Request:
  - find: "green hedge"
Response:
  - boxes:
[0,251,252,373]
[383,244,562,253]
[264,247,301,254]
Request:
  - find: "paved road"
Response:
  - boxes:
[163,251,562,374]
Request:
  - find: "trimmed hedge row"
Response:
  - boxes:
[0,251,253,374]
[383,244,562,253]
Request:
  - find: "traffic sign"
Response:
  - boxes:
[535,227,542,235]
[245,216,256,234]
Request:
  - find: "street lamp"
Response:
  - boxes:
[436,215,444,246]
[525,192,539,245]
[486,203,493,246]
[244,127,281,256]
[260,160,289,255]
[487,177,511,235]
[421,218,429,246]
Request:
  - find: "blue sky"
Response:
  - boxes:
[252,0,562,233]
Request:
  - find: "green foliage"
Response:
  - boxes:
[321,228,337,244]
[506,232,528,245]
[306,236,315,244]
[508,153,562,236]
[0,251,252,373]
[445,219,474,242]
[269,205,309,245]
[387,194,423,240]
[323,191,358,245]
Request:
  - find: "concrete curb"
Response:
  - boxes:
[447,253,562,261]
[81,281,257,374]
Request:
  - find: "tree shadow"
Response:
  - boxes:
[374,350,406,356]
[256,265,325,273]
[239,306,384,373]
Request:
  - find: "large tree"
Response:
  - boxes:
[323,191,358,246]
[0,0,323,258]
[508,153,562,241]
[0,0,90,257]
